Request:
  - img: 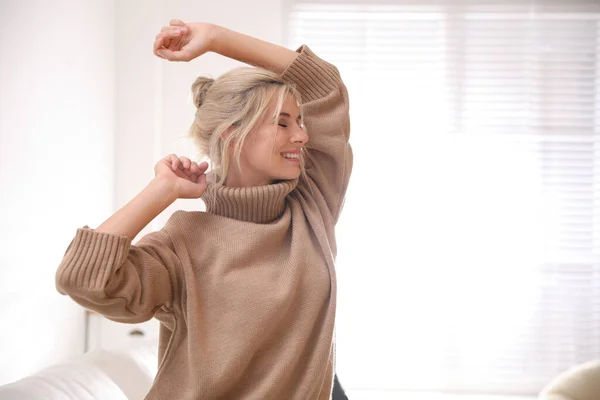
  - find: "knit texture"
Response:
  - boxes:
[56,45,352,400]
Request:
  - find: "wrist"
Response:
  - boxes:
[148,177,178,205]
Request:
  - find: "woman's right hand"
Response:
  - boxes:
[154,154,209,199]
[153,19,215,62]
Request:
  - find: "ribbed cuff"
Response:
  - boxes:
[281,45,343,103]
[56,227,131,292]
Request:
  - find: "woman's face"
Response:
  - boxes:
[225,94,308,187]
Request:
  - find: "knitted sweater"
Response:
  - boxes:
[56,45,352,400]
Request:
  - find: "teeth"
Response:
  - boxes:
[282,153,299,159]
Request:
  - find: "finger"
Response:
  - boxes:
[155,48,192,62]
[164,154,179,170]
[179,164,196,179]
[179,157,191,169]
[169,34,183,51]
[161,26,185,36]
[158,30,182,46]
[196,174,207,185]
[170,19,185,26]
[183,168,198,180]
[172,157,183,171]
[174,169,189,180]
[155,31,187,57]
[159,28,181,51]
[153,37,165,57]
[155,28,184,51]
[198,161,209,172]
[189,162,200,174]
[164,37,172,51]
[161,25,183,33]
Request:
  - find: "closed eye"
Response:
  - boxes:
[278,123,287,128]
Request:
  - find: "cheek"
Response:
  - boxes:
[262,133,286,157]
[274,131,289,148]
[241,128,286,164]
[243,143,280,166]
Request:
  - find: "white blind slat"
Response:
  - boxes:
[288,0,600,395]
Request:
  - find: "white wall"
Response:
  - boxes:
[115,0,284,233]
[0,0,285,386]
[0,0,116,385]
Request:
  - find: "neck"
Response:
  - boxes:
[224,168,272,188]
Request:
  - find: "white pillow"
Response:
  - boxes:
[0,343,158,400]
[0,361,129,400]
[539,360,600,400]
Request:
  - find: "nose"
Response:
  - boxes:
[291,124,309,145]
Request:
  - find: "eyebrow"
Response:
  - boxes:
[279,112,302,119]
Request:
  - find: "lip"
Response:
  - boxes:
[281,150,301,163]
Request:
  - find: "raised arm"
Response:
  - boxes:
[154,21,353,222]
[56,155,208,322]
[280,46,352,223]
[153,20,297,73]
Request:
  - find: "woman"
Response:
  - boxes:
[56,19,352,399]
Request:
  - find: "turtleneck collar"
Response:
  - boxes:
[201,173,298,224]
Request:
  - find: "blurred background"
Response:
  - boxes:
[1,0,599,398]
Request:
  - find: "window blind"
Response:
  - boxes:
[286,0,600,395]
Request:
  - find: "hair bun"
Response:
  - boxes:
[191,76,215,109]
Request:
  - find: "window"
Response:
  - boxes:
[287,0,600,395]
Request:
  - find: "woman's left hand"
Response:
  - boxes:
[153,19,214,62]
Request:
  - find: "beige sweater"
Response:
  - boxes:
[56,46,352,400]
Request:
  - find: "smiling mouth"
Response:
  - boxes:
[281,152,300,162]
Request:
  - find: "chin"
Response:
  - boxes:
[274,171,301,181]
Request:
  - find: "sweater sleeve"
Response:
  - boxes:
[281,45,353,224]
[55,226,180,323]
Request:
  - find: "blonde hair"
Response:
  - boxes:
[189,67,305,186]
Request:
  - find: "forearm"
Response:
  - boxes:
[96,178,176,240]
[209,25,298,74]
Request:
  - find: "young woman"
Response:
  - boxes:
[56,19,352,399]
